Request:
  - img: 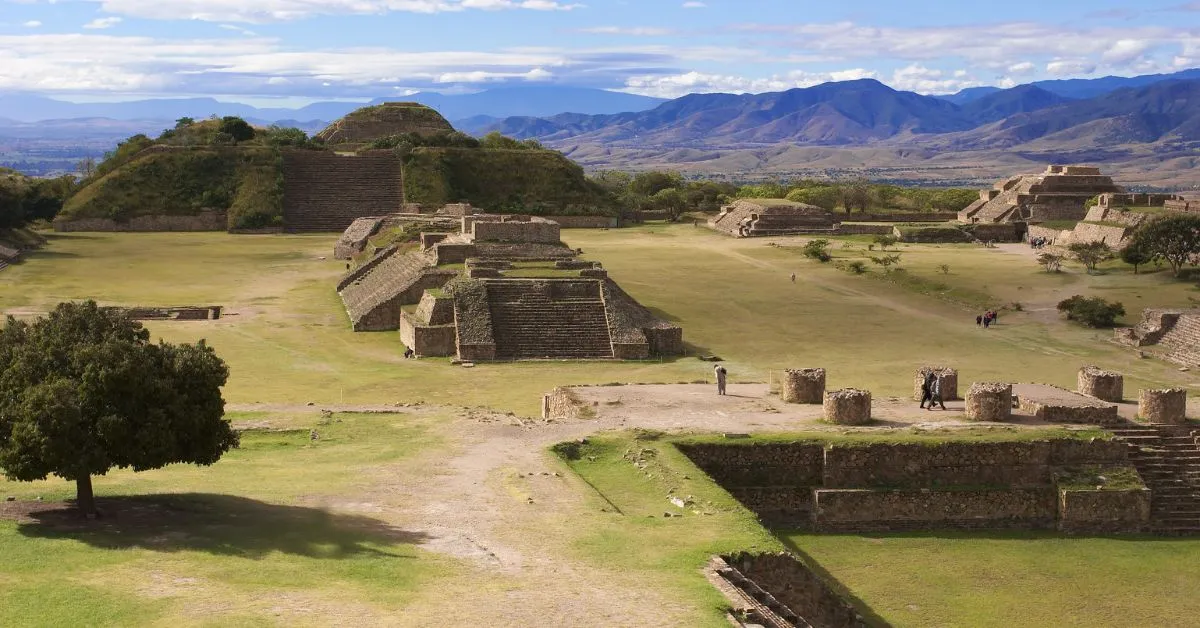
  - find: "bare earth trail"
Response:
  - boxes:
[228,384,1156,625]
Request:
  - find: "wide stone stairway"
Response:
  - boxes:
[1111,425,1200,534]
[485,280,615,359]
[1161,315,1200,367]
[282,151,404,232]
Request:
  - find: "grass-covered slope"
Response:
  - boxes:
[315,102,455,145]
[59,147,283,229]
[404,147,617,215]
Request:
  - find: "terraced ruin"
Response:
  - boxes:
[338,212,682,360]
[708,199,837,237]
[1116,309,1200,368]
[959,165,1123,224]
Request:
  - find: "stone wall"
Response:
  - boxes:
[1164,198,1200,214]
[678,438,1135,531]
[813,488,1057,531]
[1058,489,1151,534]
[1062,222,1132,249]
[845,212,959,223]
[547,215,618,228]
[54,210,227,232]
[963,222,1023,242]
[470,217,561,243]
[1026,225,1067,244]
[542,386,584,420]
[398,312,457,357]
[832,223,894,235]
[721,553,871,628]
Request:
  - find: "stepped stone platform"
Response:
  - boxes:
[1115,308,1200,368]
[708,199,836,237]
[282,150,405,233]
[314,102,455,146]
[959,165,1123,224]
[346,214,682,360]
[333,205,476,260]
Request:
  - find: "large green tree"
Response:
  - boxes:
[1127,214,1200,277]
[0,301,237,516]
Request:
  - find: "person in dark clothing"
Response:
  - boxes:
[983,315,991,329]
[976,314,983,326]
[919,371,936,409]
[715,364,728,395]
[927,372,947,410]
[403,348,415,359]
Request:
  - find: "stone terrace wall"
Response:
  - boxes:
[1164,198,1200,214]
[1059,489,1151,534]
[54,210,227,232]
[722,553,871,628]
[471,218,560,243]
[547,215,618,228]
[814,487,1057,531]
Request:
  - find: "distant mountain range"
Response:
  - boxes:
[939,68,1200,103]
[481,77,1200,150]
[0,86,666,125]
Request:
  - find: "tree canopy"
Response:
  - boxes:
[1127,214,1200,277]
[0,301,237,515]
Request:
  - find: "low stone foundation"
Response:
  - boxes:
[1139,388,1188,424]
[967,383,1012,421]
[813,487,1057,531]
[718,553,870,628]
[54,211,227,232]
[913,366,959,401]
[823,389,871,425]
[1058,489,1151,534]
[1014,384,1121,426]
[1078,365,1123,402]
[110,305,223,321]
[781,368,825,404]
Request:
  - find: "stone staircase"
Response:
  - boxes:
[1160,315,1200,367]
[485,280,615,359]
[1110,425,1200,534]
[282,151,404,232]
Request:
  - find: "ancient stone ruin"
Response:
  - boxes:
[1078,365,1124,402]
[966,382,1012,422]
[314,102,455,146]
[1139,389,1188,424]
[103,305,223,321]
[822,389,871,425]
[708,199,837,237]
[333,204,474,260]
[339,214,683,360]
[958,165,1123,224]
[780,368,825,404]
[713,553,869,628]
[1114,308,1200,368]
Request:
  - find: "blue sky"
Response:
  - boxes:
[1,0,1198,104]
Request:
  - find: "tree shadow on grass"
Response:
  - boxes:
[25,249,81,259]
[15,493,430,560]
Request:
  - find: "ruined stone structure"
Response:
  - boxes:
[714,553,869,628]
[678,437,1145,533]
[333,205,474,260]
[1164,197,1200,214]
[780,368,825,404]
[822,389,871,425]
[1078,366,1124,402]
[1013,383,1121,426]
[958,165,1123,224]
[1110,424,1200,533]
[0,244,20,272]
[282,150,406,233]
[314,102,455,146]
[342,214,683,360]
[966,383,1012,422]
[708,199,836,237]
[1114,309,1200,368]
[912,366,959,401]
[1139,389,1188,424]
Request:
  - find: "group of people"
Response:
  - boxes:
[975,310,998,328]
[918,370,947,410]
[1029,236,1050,249]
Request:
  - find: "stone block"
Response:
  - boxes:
[823,389,871,425]
[1139,388,1188,424]
[1077,365,1123,402]
[781,368,826,404]
[967,383,1012,422]
[914,366,959,401]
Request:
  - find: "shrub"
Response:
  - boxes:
[802,239,832,262]
[1038,252,1064,272]
[1068,241,1114,273]
[1057,295,1125,328]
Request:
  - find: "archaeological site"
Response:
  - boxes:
[337,209,682,360]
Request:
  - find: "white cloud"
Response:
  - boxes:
[621,68,878,98]
[682,1,706,7]
[83,17,124,29]
[1007,61,1036,75]
[219,24,258,36]
[22,20,42,28]
[579,26,672,36]
[44,0,582,23]
[889,64,981,94]
[1046,59,1097,76]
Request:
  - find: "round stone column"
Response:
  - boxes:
[1139,388,1188,424]
[781,368,826,404]
[823,389,872,425]
[966,383,1013,422]
[1078,365,1124,402]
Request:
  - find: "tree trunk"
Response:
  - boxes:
[76,475,96,517]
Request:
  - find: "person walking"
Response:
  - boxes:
[928,372,947,410]
[919,370,936,409]
[714,364,728,396]
[790,272,796,283]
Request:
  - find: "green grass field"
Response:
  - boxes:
[0,225,1197,626]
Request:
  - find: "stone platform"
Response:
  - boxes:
[1013,384,1121,426]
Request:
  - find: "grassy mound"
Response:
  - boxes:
[404,147,617,216]
[60,147,283,229]
[315,102,454,145]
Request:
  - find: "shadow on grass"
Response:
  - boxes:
[26,250,81,259]
[16,493,430,559]
[40,233,102,241]
[774,533,897,627]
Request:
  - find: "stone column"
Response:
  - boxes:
[1078,366,1124,402]
[913,366,959,401]
[781,368,826,404]
[1139,388,1188,424]
[823,389,871,425]
[966,383,1013,422]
